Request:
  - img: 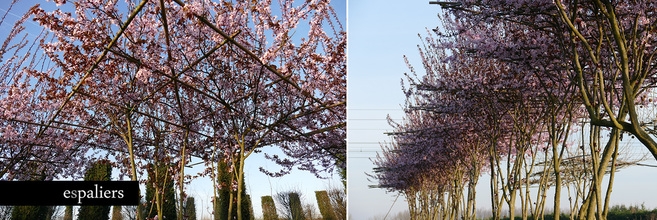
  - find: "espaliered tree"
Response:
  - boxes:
[373,35,548,218]
[374,1,655,220]
[1,1,344,220]
[375,30,603,220]
[374,40,567,220]
[431,1,657,219]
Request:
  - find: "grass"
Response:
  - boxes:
[494,204,657,220]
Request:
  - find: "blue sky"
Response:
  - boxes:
[347,0,439,219]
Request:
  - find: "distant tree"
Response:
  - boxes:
[184,197,196,220]
[214,160,230,220]
[289,193,305,220]
[245,195,254,220]
[78,160,112,220]
[10,206,52,220]
[276,190,307,220]
[314,191,336,220]
[261,196,278,220]
[213,196,226,220]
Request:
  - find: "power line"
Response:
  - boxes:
[635,163,657,168]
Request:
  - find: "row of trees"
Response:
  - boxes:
[261,188,346,220]
[373,1,657,220]
[7,190,343,220]
[0,0,345,220]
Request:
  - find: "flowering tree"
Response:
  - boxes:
[432,0,657,160]
[0,3,94,181]
[373,1,655,220]
[0,0,344,220]
[430,1,657,219]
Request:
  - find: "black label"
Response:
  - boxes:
[0,181,139,206]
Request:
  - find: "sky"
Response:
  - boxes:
[0,0,345,219]
[347,1,657,220]
[347,0,440,219]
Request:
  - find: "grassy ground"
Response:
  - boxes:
[370,204,657,220]
[496,204,657,220]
